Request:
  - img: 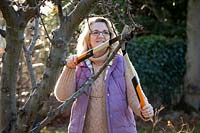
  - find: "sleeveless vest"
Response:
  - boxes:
[68,54,137,133]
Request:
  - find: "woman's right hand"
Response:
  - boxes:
[66,55,77,69]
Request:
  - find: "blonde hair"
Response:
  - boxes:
[76,16,118,55]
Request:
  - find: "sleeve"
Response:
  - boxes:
[126,73,141,117]
[125,63,149,120]
[54,66,76,102]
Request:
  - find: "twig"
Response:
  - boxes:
[23,17,39,90]
[151,105,165,133]
[28,17,39,53]
[33,0,53,46]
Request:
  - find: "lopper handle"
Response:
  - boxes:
[124,53,147,108]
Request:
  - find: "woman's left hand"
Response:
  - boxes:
[141,103,154,119]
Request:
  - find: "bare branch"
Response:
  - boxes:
[56,0,64,22]
[64,0,98,34]
[63,0,79,16]
[0,0,18,25]
[23,0,46,25]
[39,14,53,45]
[23,17,40,90]
[28,17,39,53]
[0,0,38,28]
[23,44,37,89]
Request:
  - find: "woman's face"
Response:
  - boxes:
[89,22,110,49]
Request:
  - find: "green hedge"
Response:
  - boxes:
[127,35,186,107]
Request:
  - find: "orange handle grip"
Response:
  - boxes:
[135,84,146,108]
[74,53,87,65]
[74,49,93,65]
[132,76,146,108]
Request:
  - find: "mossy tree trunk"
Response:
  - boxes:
[0,1,35,132]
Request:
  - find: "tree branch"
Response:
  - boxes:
[22,0,45,24]
[63,1,79,16]
[38,13,53,45]
[0,0,37,28]
[56,0,64,22]
[64,0,98,35]
[28,17,39,53]
[0,0,18,25]
[23,17,40,90]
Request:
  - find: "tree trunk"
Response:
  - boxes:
[0,27,25,132]
[184,0,200,111]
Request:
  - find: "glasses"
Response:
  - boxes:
[90,30,110,37]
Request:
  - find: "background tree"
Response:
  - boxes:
[184,0,200,111]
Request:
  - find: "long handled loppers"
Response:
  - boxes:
[74,26,148,109]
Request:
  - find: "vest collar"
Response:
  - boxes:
[105,55,119,80]
[79,55,119,80]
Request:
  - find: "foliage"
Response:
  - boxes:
[127,35,186,107]
[81,0,187,45]
[129,0,187,38]
[135,15,186,39]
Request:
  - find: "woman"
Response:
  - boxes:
[54,16,154,133]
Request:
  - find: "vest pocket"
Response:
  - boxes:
[112,110,133,128]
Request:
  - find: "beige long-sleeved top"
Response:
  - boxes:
[54,54,148,133]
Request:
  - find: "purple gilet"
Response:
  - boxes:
[68,54,137,133]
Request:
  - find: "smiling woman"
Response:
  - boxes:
[54,16,154,133]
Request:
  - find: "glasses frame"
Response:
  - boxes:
[90,30,111,37]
